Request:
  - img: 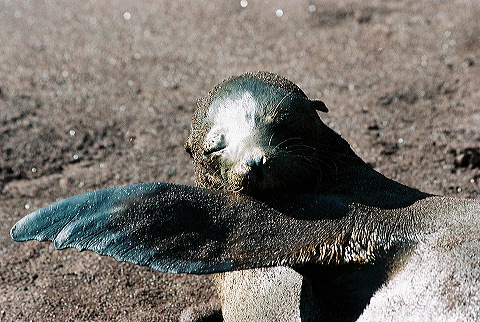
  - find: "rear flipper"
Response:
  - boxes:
[11,182,323,274]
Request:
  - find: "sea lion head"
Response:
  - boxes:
[186,71,341,196]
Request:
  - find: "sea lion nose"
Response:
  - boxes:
[246,153,266,179]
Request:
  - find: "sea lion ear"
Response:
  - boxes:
[310,100,328,113]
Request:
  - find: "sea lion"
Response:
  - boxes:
[186,72,480,320]
[11,72,480,321]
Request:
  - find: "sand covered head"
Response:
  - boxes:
[186,71,358,196]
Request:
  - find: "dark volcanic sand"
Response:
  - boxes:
[1,0,479,321]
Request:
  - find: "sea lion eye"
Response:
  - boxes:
[203,134,227,157]
[203,145,226,157]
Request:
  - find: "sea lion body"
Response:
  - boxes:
[186,72,480,320]
[360,200,480,321]
[212,197,480,321]
[185,72,343,319]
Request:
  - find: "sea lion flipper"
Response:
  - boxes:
[10,183,297,274]
[10,183,243,274]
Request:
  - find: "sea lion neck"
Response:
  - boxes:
[328,163,432,209]
[309,125,431,209]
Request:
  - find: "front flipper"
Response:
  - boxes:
[12,183,339,274]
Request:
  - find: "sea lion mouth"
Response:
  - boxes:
[240,167,266,194]
[227,155,269,194]
[245,154,266,180]
[215,143,325,196]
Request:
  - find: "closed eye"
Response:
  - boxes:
[203,144,226,157]
[203,134,227,157]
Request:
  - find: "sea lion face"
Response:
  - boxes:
[187,72,329,196]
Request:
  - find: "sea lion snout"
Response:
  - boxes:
[245,150,266,178]
[230,147,268,192]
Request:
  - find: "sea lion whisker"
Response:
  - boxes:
[285,145,318,154]
[268,133,275,148]
[314,157,340,173]
[270,91,293,119]
[316,155,346,167]
[314,149,359,165]
[272,137,305,150]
